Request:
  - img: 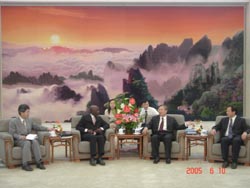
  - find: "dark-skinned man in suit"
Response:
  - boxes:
[76,105,109,166]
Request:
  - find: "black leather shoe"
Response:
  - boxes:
[22,164,33,171]
[166,158,171,164]
[97,158,106,166]
[36,162,46,170]
[231,162,237,169]
[222,161,229,168]
[90,158,96,166]
[153,157,160,164]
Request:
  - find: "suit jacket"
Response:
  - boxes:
[146,115,186,139]
[212,116,247,141]
[9,117,48,141]
[76,114,109,137]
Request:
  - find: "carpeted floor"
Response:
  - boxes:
[1,143,250,188]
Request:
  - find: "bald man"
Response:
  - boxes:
[76,105,109,166]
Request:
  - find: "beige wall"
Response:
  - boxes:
[0,0,250,118]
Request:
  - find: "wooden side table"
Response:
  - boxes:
[185,134,208,161]
[116,134,143,159]
[49,136,73,162]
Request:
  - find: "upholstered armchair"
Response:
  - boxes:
[71,115,115,161]
[207,116,250,165]
[143,114,186,160]
[0,118,50,168]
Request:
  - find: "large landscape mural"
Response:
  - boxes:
[1,6,244,121]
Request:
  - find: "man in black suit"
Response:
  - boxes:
[76,105,109,166]
[211,106,248,169]
[143,105,187,164]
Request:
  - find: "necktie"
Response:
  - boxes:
[22,120,26,128]
[159,117,164,131]
[228,118,233,139]
[144,110,148,124]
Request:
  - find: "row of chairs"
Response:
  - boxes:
[1,115,250,168]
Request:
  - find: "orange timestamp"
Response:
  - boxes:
[186,167,226,174]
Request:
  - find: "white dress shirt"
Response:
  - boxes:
[140,107,159,123]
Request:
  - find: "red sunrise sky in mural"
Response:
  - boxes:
[1,6,244,47]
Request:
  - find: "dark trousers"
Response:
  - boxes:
[221,135,243,163]
[82,134,105,158]
[151,133,173,159]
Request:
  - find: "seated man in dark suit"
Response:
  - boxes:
[211,106,248,169]
[76,105,109,166]
[142,105,187,164]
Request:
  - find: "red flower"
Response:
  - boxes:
[134,108,139,113]
[129,98,136,105]
[115,114,122,118]
[123,105,130,113]
[115,120,122,125]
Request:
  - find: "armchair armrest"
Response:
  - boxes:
[37,131,50,145]
[105,128,115,140]
[243,134,250,145]
[143,129,152,147]
[176,130,185,142]
[208,131,214,138]
[0,132,13,141]
[71,129,81,143]
[0,132,14,166]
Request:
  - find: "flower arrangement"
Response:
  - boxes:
[53,121,63,133]
[114,96,141,133]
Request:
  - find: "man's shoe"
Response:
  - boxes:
[166,158,171,164]
[36,162,46,170]
[231,162,237,169]
[222,161,229,168]
[22,164,33,171]
[90,158,96,166]
[97,158,106,166]
[153,157,160,164]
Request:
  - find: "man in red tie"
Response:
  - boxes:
[211,106,247,169]
[143,105,187,164]
[76,105,109,166]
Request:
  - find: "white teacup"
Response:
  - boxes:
[50,131,57,137]
[201,129,208,136]
[118,128,124,134]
